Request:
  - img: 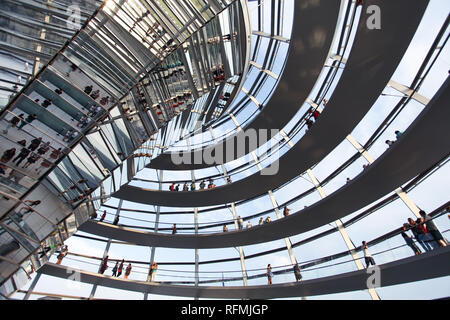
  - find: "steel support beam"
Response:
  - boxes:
[280,127,380,300]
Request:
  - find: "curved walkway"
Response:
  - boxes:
[82,76,450,248]
[38,246,450,299]
[114,0,430,207]
[146,0,341,170]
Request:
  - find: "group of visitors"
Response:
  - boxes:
[192,179,217,190]
[34,98,52,109]
[208,33,237,45]
[221,212,279,233]
[305,107,321,130]
[218,206,296,234]
[90,210,105,222]
[151,25,166,41]
[159,63,185,80]
[223,218,253,232]
[3,113,37,133]
[150,91,193,123]
[161,37,177,53]
[3,113,24,134]
[88,105,104,118]
[66,187,94,204]
[99,257,159,282]
[170,178,217,192]
[84,85,110,107]
[402,210,447,254]
[164,94,191,115]
[62,129,79,143]
[212,65,226,83]
[266,262,302,285]
[220,92,232,103]
[386,130,403,147]
[360,209,447,269]
[56,245,69,265]
[259,216,272,225]
[76,115,93,129]
[102,257,159,282]
[1,137,59,174]
[18,199,41,217]
[100,257,132,279]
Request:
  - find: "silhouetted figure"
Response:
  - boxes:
[112,261,119,276]
[13,147,31,166]
[100,211,107,222]
[266,264,273,285]
[1,148,16,163]
[293,263,302,282]
[149,262,158,282]
[22,153,40,168]
[28,137,42,151]
[84,85,93,95]
[41,99,52,108]
[124,263,132,279]
[401,223,421,255]
[37,142,51,156]
[50,148,62,160]
[238,216,244,230]
[90,90,100,100]
[408,217,431,252]
[117,259,124,277]
[419,210,447,247]
[18,114,37,129]
[99,256,109,274]
[362,241,376,268]
[3,113,24,134]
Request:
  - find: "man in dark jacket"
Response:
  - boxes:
[419,210,447,247]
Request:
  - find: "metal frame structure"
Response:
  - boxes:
[0,0,449,301]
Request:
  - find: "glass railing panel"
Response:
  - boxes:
[85,132,119,170]
[68,144,105,182]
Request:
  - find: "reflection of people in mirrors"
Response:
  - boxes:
[56,245,68,264]
[37,244,57,258]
